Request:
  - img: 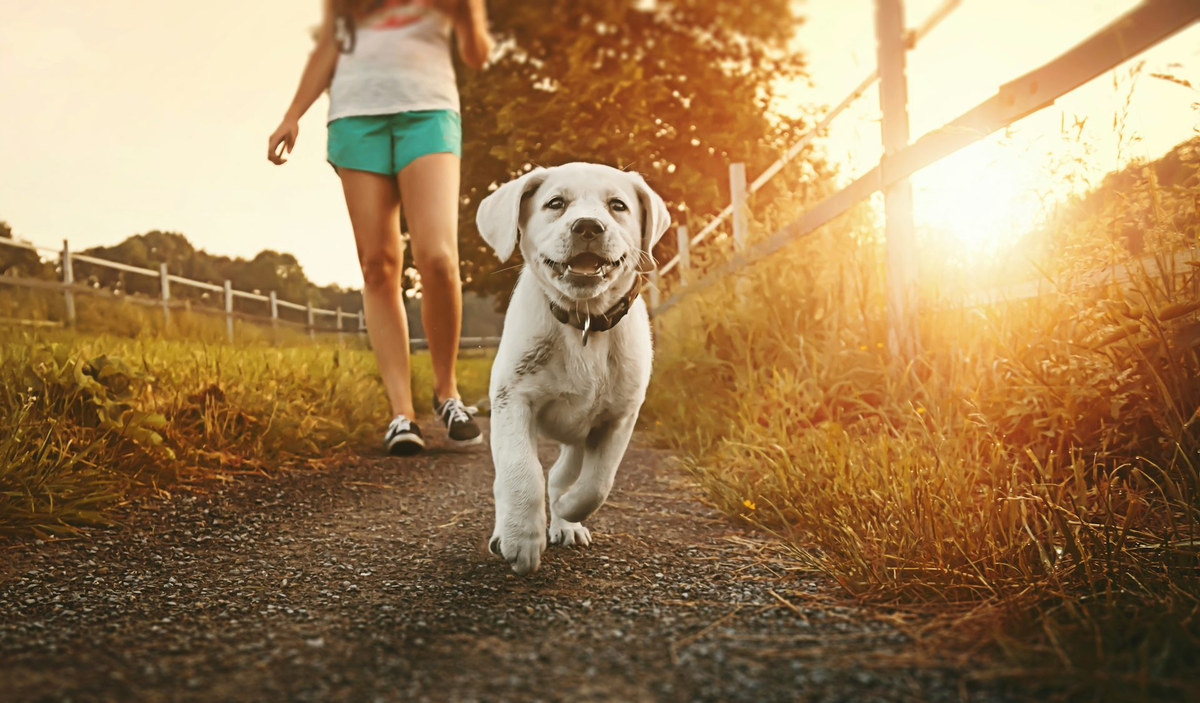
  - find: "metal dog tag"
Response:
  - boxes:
[581,316,592,346]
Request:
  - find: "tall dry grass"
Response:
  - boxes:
[0,300,492,539]
[645,136,1200,697]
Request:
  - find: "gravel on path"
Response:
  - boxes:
[1,421,1014,702]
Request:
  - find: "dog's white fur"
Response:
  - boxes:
[476,162,669,575]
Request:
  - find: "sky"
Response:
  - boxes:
[788,0,1200,261]
[1,1,1198,287]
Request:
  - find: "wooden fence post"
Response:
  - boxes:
[675,224,691,285]
[268,291,279,342]
[729,163,748,254]
[730,163,749,300]
[335,306,344,344]
[652,263,662,338]
[306,301,315,340]
[223,280,234,343]
[357,309,365,334]
[159,263,171,326]
[876,0,920,359]
[60,239,76,326]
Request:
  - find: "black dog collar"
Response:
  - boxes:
[548,274,644,346]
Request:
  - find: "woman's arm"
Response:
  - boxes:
[268,0,340,165]
[452,0,494,70]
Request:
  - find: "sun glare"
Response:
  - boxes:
[912,142,1044,262]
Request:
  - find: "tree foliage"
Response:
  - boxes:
[0,221,54,279]
[76,230,365,312]
[7,1,830,316]
[455,0,826,300]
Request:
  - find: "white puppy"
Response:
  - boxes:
[476,162,670,575]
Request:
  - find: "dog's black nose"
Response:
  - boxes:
[570,217,605,241]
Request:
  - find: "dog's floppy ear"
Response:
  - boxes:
[475,167,548,263]
[629,172,671,256]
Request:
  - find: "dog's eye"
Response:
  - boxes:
[545,196,566,210]
[609,199,628,212]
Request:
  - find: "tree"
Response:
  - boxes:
[454,0,823,301]
[0,221,54,279]
[76,231,366,312]
[229,250,313,302]
[80,231,213,297]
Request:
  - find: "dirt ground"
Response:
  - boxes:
[0,421,1017,702]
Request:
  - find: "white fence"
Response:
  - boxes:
[0,236,499,349]
[950,249,1198,309]
[4,1,1195,347]
[645,0,1200,355]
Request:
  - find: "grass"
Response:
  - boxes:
[0,295,492,539]
[2,130,1196,700]
[643,138,1200,699]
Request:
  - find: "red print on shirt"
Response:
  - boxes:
[368,0,426,29]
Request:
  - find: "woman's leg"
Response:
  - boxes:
[398,152,463,402]
[340,168,416,419]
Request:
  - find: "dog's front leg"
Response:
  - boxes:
[488,401,547,575]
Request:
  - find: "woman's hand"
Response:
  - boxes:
[268,117,300,165]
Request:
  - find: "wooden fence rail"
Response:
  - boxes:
[0,236,500,350]
[647,0,1200,357]
[4,1,1194,353]
[655,0,964,280]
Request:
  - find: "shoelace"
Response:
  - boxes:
[388,415,414,434]
[440,399,472,425]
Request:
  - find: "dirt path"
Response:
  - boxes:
[1,421,1011,702]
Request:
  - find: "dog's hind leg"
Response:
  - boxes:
[548,443,590,546]
[552,414,637,524]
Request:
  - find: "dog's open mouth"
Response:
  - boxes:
[543,253,625,279]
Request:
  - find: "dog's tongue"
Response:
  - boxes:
[566,252,605,274]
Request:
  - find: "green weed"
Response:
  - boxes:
[0,323,492,539]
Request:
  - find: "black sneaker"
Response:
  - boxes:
[383,414,425,456]
[433,395,483,446]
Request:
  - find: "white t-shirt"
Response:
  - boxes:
[328,5,459,122]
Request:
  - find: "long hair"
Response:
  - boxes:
[333,0,385,53]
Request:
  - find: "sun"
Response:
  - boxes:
[911,141,1045,262]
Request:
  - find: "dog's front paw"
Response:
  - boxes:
[489,522,547,575]
[549,517,591,547]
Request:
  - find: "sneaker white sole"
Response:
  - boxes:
[446,433,484,447]
[385,433,426,456]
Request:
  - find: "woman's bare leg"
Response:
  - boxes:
[340,168,416,419]
[398,152,463,402]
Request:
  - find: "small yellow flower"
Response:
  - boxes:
[876,342,884,348]
[743,499,757,510]
[916,407,926,414]
[859,345,868,351]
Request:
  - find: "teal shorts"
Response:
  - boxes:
[327,110,461,175]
